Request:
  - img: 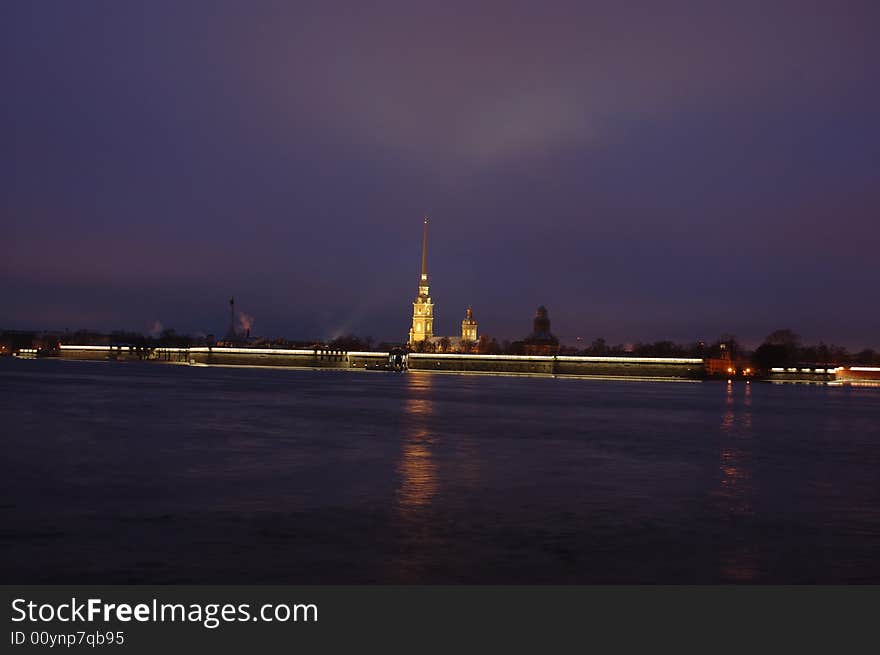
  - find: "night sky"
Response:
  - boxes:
[3,1,878,347]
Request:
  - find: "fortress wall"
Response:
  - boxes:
[59,346,112,360]
[408,355,554,374]
[188,349,348,368]
[188,348,388,369]
[768,367,837,383]
[347,352,392,368]
[835,367,880,382]
[58,346,706,378]
[55,346,879,381]
[554,359,702,378]
[408,354,704,378]
[59,346,383,369]
[58,346,147,361]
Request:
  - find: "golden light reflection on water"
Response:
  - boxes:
[716,382,758,581]
[397,425,438,515]
[396,373,438,519]
[391,373,441,581]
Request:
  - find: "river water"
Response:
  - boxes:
[1,358,878,583]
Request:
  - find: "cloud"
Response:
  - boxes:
[228,1,875,167]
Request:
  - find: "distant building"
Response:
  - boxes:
[0,331,61,356]
[405,219,479,352]
[461,306,478,343]
[224,297,239,342]
[408,217,434,344]
[705,342,752,377]
[517,305,559,355]
[530,306,554,341]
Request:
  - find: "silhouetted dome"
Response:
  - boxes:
[528,306,556,343]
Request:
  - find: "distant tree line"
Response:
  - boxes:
[751,329,879,369]
[579,330,879,369]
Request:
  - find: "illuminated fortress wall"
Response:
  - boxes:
[58,345,388,369]
[407,354,705,379]
[54,346,879,382]
[58,345,703,377]
[59,346,703,377]
[188,347,348,368]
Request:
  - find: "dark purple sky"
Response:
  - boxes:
[3,1,878,347]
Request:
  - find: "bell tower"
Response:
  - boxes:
[461,306,478,342]
[408,216,434,344]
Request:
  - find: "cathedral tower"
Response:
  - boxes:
[461,306,478,343]
[408,216,434,344]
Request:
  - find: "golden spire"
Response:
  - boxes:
[420,215,429,280]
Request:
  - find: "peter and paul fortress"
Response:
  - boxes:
[408,216,434,345]
[408,216,479,349]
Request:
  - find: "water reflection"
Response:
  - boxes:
[716,382,758,581]
[396,395,438,516]
[391,373,440,580]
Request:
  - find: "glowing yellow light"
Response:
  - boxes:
[189,347,318,355]
[407,353,704,364]
[60,345,113,351]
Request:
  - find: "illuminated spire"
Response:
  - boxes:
[409,216,434,344]
[420,215,428,280]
